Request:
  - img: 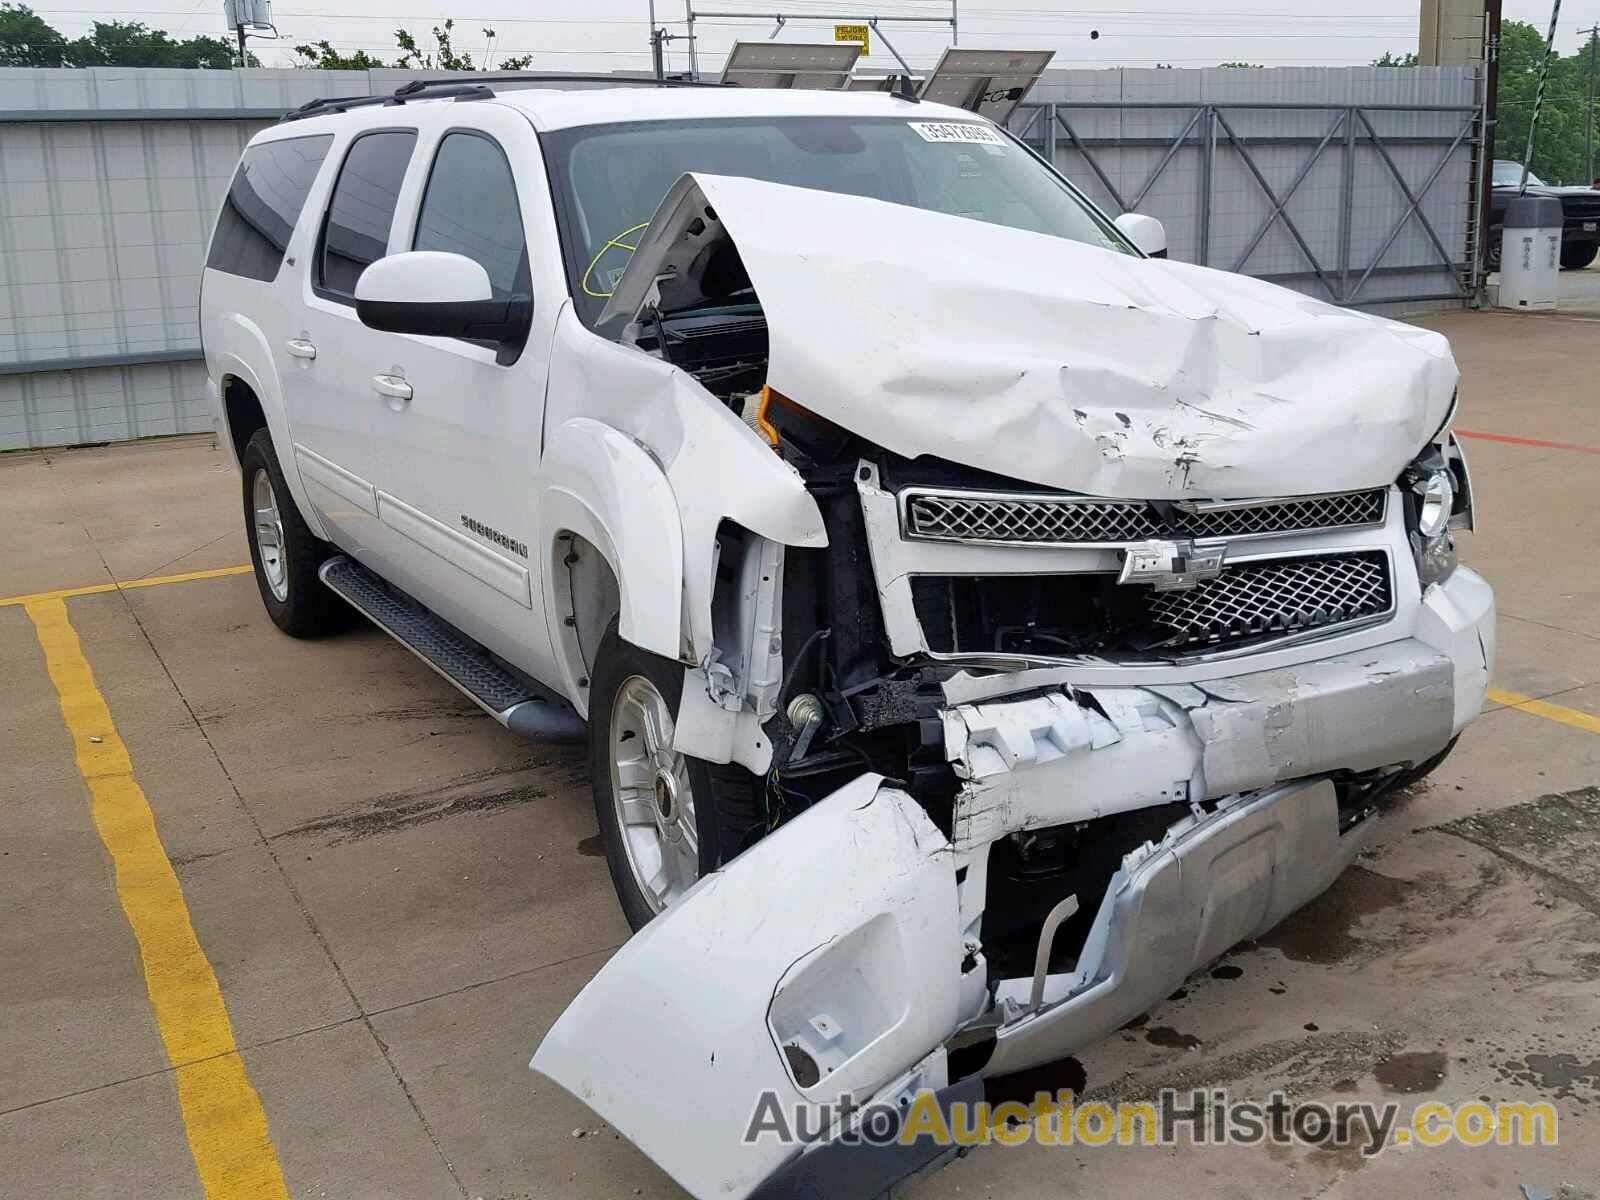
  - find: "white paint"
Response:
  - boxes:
[352,250,491,305]
[1114,211,1168,257]
[609,172,1460,500]
[531,777,966,1200]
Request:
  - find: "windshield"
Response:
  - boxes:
[541,116,1135,326]
[1494,161,1545,187]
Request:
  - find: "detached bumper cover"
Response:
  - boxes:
[984,777,1366,1077]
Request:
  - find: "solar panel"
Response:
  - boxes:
[917,48,1055,123]
[719,41,862,90]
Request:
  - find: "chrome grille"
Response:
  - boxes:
[905,494,1163,543]
[1145,552,1392,647]
[903,488,1386,545]
[1174,491,1387,539]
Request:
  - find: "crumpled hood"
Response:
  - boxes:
[606,173,1459,499]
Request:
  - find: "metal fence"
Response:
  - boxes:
[1008,67,1486,312]
[0,64,1484,451]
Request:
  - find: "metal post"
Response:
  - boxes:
[1518,0,1562,194]
[951,0,959,45]
[236,24,247,67]
[1198,106,1215,267]
[1044,101,1057,165]
[1583,23,1599,183]
[685,0,698,79]
[1338,107,1357,302]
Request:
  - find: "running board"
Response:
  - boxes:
[319,556,584,742]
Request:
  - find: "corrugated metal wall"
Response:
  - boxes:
[1012,67,1483,312]
[0,64,1482,451]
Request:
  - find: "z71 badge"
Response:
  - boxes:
[1118,539,1227,592]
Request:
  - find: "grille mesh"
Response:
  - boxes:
[904,489,1385,544]
[1145,553,1391,647]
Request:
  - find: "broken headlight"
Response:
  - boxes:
[1401,438,1474,589]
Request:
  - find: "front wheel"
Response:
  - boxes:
[588,623,765,931]
[1561,242,1598,271]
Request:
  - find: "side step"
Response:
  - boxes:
[319,556,584,742]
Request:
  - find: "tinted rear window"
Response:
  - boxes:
[318,130,418,299]
[206,135,333,282]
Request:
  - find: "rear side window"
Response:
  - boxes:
[413,132,526,300]
[206,135,333,282]
[318,130,417,299]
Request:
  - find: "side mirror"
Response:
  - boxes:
[355,251,530,358]
[1114,213,1168,259]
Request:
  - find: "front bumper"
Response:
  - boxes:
[949,565,1494,1076]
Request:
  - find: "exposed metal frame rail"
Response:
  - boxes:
[1009,99,1484,308]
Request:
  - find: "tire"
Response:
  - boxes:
[1485,234,1502,273]
[1560,242,1598,271]
[240,428,347,637]
[588,621,766,931]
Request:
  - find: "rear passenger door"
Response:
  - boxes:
[283,126,417,568]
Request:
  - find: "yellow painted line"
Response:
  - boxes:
[0,564,252,608]
[1487,687,1600,736]
[25,596,289,1199]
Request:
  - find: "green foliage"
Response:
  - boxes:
[290,39,387,70]
[1374,51,1419,67]
[1218,62,1264,69]
[2,4,234,68]
[1,3,68,65]
[65,20,236,69]
[1494,21,1600,184]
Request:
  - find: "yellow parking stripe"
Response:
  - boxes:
[25,597,290,1200]
[0,564,253,608]
[1487,687,1600,736]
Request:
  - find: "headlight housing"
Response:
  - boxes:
[1401,434,1475,589]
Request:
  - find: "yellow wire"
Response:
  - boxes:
[581,221,650,298]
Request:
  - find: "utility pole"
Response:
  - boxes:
[1583,23,1599,183]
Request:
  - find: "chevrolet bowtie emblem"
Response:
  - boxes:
[1118,539,1227,591]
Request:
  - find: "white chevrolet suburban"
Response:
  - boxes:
[201,76,1493,1199]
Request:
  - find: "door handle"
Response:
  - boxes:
[285,338,317,360]
[371,374,413,402]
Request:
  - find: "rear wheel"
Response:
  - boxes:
[589,623,765,931]
[240,428,346,637]
[1561,242,1598,271]
[1485,234,1502,273]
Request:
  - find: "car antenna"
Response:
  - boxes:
[891,72,920,103]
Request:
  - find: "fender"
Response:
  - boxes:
[543,308,829,667]
[207,309,331,543]
[539,417,686,671]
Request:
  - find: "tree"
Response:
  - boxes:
[292,19,531,72]
[1494,21,1600,183]
[1218,62,1264,69]
[64,20,236,69]
[1373,51,1419,67]
[290,40,388,70]
[0,3,66,66]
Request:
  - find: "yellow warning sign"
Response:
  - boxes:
[834,23,870,56]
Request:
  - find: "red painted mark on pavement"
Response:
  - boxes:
[1456,429,1600,456]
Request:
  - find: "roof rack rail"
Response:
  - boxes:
[279,73,725,123]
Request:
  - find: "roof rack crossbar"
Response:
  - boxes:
[279,73,725,123]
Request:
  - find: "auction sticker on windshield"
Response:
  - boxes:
[909,122,1007,146]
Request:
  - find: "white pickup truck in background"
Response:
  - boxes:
[201,78,1492,1200]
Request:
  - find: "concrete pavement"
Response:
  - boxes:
[2,306,1597,1199]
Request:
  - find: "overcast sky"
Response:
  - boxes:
[34,0,1600,72]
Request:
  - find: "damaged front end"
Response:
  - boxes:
[533,172,1495,1199]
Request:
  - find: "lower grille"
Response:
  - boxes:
[1146,552,1392,647]
[908,551,1393,660]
